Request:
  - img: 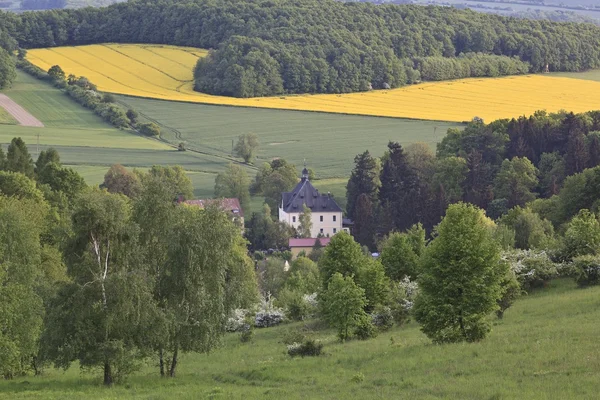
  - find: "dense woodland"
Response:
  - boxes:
[2,0,600,95]
[343,110,600,252]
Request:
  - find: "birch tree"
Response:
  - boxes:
[43,189,160,385]
[160,205,243,377]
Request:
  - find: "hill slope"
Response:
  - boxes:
[1,279,598,399]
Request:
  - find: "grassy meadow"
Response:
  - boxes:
[26,44,600,121]
[1,279,598,399]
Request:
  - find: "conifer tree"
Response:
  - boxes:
[379,142,421,232]
[6,137,34,178]
[346,150,380,221]
[352,193,376,250]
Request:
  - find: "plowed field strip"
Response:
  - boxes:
[0,94,44,127]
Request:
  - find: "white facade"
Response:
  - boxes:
[279,207,343,238]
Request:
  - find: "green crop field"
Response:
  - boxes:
[117,96,461,179]
[0,72,252,199]
[2,71,460,206]
[552,70,600,83]
[0,106,17,125]
[1,279,598,399]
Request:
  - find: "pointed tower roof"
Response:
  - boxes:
[281,165,342,213]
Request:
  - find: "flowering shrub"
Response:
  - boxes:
[254,293,285,328]
[370,305,394,331]
[572,255,600,287]
[287,339,323,357]
[225,309,250,332]
[388,277,419,326]
[502,250,559,291]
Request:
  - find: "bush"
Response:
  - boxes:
[370,305,394,331]
[354,316,377,340]
[279,290,313,321]
[139,122,161,137]
[502,250,559,291]
[225,309,250,332]
[240,325,254,343]
[178,142,186,151]
[572,255,600,287]
[496,270,521,319]
[388,277,418,326]
[102,93,116,103]
[254,294,285,328]
[287,339,323,357]
[281,328,306,345]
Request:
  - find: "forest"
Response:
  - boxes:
[342,110,600,252]
[2,0,600,95]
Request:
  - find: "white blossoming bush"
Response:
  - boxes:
[225,309,250,332]
[255,293,285,328]
[501,250,561,291]
[388,277,419,326]
[287,339,323,357]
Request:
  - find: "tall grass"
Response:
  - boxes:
[1,279,599,399]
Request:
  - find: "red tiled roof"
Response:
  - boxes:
[289,238,331,247]
[184,198,243,217]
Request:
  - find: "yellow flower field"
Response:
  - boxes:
[27,44,600,122]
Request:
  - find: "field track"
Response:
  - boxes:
[0,94,44,127]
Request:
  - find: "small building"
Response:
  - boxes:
[183,198,244,226]
[279,167,343,237]
[289,237,331,258]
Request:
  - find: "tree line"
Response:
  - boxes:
[345,110,600,250]
[0,138,258,384]
[1,0,600,95]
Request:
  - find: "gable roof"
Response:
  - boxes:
[282,179,342,214]
[289,237,331,248]
[184,198,244,217]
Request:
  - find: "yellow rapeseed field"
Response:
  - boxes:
[27,44,600,122]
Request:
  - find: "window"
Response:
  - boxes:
[320,228,324,234]
[320,215,323,222]
[292,216,296,223]
[333,215,337,222]
[333,228,337,233]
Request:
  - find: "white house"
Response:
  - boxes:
[279,167,343,237]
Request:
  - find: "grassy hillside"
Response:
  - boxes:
[118,95,459,179]
[1,279,598,399]
[0,71,256,198]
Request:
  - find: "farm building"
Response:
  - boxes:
[279,167,344,237]
[288,237,331,259]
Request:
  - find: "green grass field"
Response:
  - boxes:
[0,106,17,125]
[1,279,598,399]
[0,72,252,199]
[117,96,461,179]
[552,70,600,82]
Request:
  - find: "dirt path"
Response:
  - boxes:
[0,94,44,127]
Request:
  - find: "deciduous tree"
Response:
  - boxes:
[214,163,250,213]
[320,273,367,341]
[102,164,141,198]
[414,203,505,343]
[234,133,259,164]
